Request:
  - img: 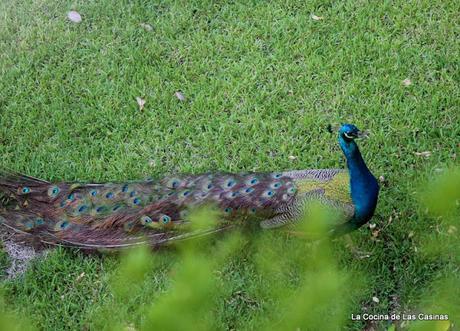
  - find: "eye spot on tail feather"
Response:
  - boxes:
[55,220,70,231]
[48,186,60,197]
[160,215,171,225]
[21,187,31,194]
[140,215,153,225]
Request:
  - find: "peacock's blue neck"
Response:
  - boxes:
[338,136,379,232]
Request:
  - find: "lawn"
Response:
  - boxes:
[0,0,459,330]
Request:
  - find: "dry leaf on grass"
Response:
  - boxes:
[288,155,297,160]
[372,296,380,303]
[448,226,457,234]
[75,272,85,283]
[175,91,186,101]
[387,215,393,226]
[140,23,153,31]
[67,11,82,23]
[414,151,431,157]
[136,97,146,111]
[124,324,137,331]
[402,78,412,86]
[311,14,323,20]
[378,175,389,187]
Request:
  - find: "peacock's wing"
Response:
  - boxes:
[260,169,354,229]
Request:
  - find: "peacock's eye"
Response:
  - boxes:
[344,132,353,139]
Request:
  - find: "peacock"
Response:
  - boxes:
[0,124,379,251]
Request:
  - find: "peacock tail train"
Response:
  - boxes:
[0,169,356,250]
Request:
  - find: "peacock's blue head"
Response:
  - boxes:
[338,124,364,142]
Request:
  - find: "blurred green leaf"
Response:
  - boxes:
[0,292,34,331]
[253,204,355,330]
[410,320,450,331]
[421,167,460,218]
[414,168,460,330]
[143,256,216,331]
[112,245,155,299]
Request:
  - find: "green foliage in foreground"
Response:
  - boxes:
[0,0,459,330]
[1,169,458,331]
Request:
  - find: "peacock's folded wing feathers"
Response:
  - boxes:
[260,169,354,229]
[289,169,353,210]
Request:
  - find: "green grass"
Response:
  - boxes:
[0,0,459,330]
